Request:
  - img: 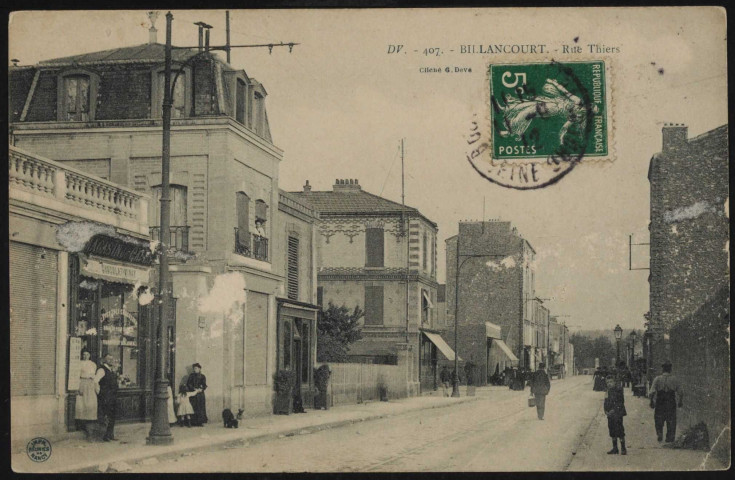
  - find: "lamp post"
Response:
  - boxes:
[452,235,507,398]
[614,324,623,365]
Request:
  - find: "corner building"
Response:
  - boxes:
[9,37,318,423]
[293,179,453,393]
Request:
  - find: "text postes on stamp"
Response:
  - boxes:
[468,60,608,190]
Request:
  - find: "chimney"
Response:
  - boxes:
[147,11,159,45]
[662,123,689,154]
[333,178,362,192]
[303,180,312,192]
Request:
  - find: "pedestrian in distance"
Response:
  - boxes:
[439,366,452,397]
[75,350,99,438]
[95,353,119,442]
[187,363,208,426]
[649,360,684,443]
[604,374,627,455]
[530,362,551,420]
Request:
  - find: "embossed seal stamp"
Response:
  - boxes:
[467,60,608,189]
[26,437,52,462]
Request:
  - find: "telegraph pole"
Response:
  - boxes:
[147,11,297,446]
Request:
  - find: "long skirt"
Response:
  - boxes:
[190,392,208,425]
[166,386,177,424]
[75,378,98,421]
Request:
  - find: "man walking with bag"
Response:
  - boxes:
[530,362,551,420]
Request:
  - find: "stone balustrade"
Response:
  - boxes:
[9,146,149,235]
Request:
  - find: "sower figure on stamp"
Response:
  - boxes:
[95,353,119,441]
[604,375,627,455]
[187,363,208,426]
[649,360,683,443]
[530,362,551,420]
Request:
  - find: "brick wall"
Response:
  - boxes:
[648,124,729,461]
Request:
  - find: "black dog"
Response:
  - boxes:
[222,408,243,428]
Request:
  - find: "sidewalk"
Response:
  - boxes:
[567,387,727,471]
[13,390,480,473]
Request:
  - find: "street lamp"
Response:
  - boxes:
[614,324,623,365]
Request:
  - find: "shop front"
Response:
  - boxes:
[276,299,318,410]
[65,234,157,430]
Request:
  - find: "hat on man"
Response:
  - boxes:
[192,362,202,369]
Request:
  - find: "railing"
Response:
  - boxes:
[150,226,190,253]
[234,227,268,261]
[9,146,148,232]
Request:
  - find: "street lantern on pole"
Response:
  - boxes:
[614,324,623,365]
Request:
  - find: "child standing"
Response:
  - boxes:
[604,375,627,455]
[176,384,198,427]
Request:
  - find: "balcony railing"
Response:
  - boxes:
[234,227,268,261]
[9,146,149,236]
[150,225,190,253]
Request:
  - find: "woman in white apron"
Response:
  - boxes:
[75,350,99,437]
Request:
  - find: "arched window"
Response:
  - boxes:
[152,66,191,119]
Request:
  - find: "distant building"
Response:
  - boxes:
[9,33,319,424]
[445,221,541,386]
[293,179,452,393]
[648,123,729,460]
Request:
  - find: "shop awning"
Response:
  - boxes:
[423,331,460,362]
[492,339,519,364]
[422,290,434,308]
[485,321,502,339]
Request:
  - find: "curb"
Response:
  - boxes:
[64,396,480,473]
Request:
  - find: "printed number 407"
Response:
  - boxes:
[501,71,527,88]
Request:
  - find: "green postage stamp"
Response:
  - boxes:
[468,60,610,189]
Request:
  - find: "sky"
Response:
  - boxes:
[8,8,728,332]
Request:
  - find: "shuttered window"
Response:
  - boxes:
[236,79,246,124]
[316,287,324,307]
[364,286,384,326]
[234,305,245,387]
[365,227,384,267]
[236,192,250,248]
[245,292,268,386]
[287,236,299,301]
[10,242,58,396]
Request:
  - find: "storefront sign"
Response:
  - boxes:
[81,256,150,285]
[83,234,153,266]
[67,337,82,391]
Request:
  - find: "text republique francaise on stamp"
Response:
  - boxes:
[467,60,611,190]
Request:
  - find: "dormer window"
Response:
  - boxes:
[57,70,99,122]
[152,66,191,119]
[236,78,247,124]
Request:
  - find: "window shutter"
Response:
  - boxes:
[287,236,299,301]
[245,292,268,386]
[422,233,428,270]
[316,287,324,307]
[236,79,246,124]
[10,242,58,396]
[365,228,384,267]
[236,192,250,246]
[364,286,384,326]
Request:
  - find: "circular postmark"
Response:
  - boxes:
[26,437,52,462]
[467,60,608,190]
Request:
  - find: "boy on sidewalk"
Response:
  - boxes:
[604,374,627,455]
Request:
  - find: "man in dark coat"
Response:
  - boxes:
[649,360,683,443]
[186,363,208,426]
[439,366,451,396]
[530,363,551,420]
[95,354,119,441]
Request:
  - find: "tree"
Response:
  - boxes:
[317,302,364,362]
[570,332,616,369]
